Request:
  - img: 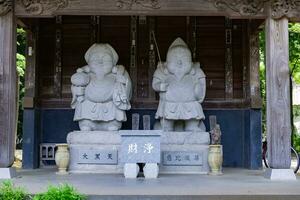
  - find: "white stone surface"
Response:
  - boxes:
[67,131,120,144]
[67,130,209,174]
[160,144,209,174]
[71,43,132,131]
[152,38,206,132]
[11,168,300,196]
[0,168,16,179]
[143,163,159,179]
[124,163,139,178]
[161,131,209,145]
[264,168,296,180]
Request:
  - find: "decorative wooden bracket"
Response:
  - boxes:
[0,0,12,16]
[116,0,160,9]
[15,0,74,15]
[213,0,300,19]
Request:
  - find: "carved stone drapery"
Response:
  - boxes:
[213,0,300,19]
[0,0,12,16]
[16,0,72,15]
[116,0,160,9]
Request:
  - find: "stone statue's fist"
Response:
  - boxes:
[116,74,127,84]
[77,96,85,103]
[160,82,168,92]
[71,72,89,87]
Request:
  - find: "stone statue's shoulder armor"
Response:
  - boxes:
[113,65,126,75]
[192,62,205,79]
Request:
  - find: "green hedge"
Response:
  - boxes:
[0,181,86,200]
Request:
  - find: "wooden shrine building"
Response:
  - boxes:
[0,0,299,173]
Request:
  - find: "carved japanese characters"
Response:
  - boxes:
[152,38,206,132]
[71,43,132,131]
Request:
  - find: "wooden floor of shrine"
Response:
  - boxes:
[4,168,300,200]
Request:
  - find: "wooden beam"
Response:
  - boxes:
[0,9,17,167]
[14,0,268,18]
[266,16,291,169]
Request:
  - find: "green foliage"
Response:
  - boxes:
[289,23,300,84]
[16,28,26,148]
[33,184,86,200]
[259,31,266,139]
[0,182,86,200]
[293,132,300,153]
[0,181,30,200]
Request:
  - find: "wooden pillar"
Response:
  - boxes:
[249,25,262,108]
[225,17,233,99]
[148,16,156,101]
[22,27,40,169]
[23,28,37,107]
[265,17,291,169]
[54,16,62,98]
[0,5,17,168]
[130,16,137,100]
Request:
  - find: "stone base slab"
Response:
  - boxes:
[264,168,296,180]
[0,168,17,179]
[67,131,210,174]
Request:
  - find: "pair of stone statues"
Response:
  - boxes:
[71,38,206,132]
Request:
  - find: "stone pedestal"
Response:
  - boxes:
[67,130,210,174]
[0,168,17,179]
[124,163,139,178]
[264,168,296,180]
[143,163,159,179]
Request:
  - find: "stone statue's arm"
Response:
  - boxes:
[71,66,90,108]
[112,65,132,110]
[152,76,162,92]
[123,68,132,100]
[71,85,85,109]
[152,62,168,92]
[193,63,206,103]
[194,77,206,103]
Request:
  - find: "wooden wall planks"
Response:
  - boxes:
[33,16,252,109]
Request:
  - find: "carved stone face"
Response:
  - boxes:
[89,52,114,76]
[166,47,192,80]
[84,43,119,76]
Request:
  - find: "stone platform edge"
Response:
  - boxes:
[67,130,210,145]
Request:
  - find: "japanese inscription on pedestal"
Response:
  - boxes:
[77,149,118,165]
[162,151,203,166]
[120,130,161,163]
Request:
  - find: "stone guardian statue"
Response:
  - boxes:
[71,43,132,131]
[152,38,206,131]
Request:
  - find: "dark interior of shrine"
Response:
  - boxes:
[21,16,263,170]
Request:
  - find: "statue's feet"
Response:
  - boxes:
[160,119,174,132]
[185,120,205,132]
[100,120,122,131]
[79,120,95,131]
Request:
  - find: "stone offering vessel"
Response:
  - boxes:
[55,144,70,175]
[71,43,132,131]
[152,38,206,131]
